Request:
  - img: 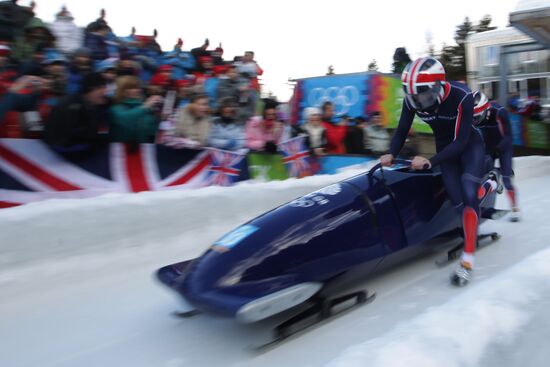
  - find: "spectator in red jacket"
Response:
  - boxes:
[321,101,347,154]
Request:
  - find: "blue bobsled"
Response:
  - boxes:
[157,160,502,324]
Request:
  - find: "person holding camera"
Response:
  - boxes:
[43,72,110,149]
[110,75,161,143]
[245,99,286,153]
[1,75,44,137]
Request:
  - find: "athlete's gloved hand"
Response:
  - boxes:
[380,154,394,167]
[411,156,431,170]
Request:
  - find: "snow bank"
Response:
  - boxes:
[326,243,550,367]
[0,155,547,273]
[0,165,370,271]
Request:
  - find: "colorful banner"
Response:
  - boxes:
[298,73,368,121]
[247,153,289,181]
[525,119,549,149]
[318,155,377,175]
[291,72,430,134]
[509,113,550,149]
[509,112,524,146]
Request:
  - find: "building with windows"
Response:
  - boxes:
[465,0,550,105]
[466,0,550,151]
[465,27,549,103]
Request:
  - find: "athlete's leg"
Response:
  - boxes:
[499,146,518,209]
[440,159,463,212]
[459,137,486,268]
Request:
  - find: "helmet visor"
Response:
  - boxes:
[406,87,440,112]
[473,109,488,125]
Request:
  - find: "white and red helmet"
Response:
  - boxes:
[401,57,447,111]
[472,91,490,125]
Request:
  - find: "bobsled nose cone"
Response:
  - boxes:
[236,282,323,323]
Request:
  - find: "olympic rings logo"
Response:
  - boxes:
[308,86,360,115]
[315,184,342,196]
[289,195,329,208]
[289,184,342,208]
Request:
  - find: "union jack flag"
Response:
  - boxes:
[205,148,248,187]
[0,139,249,208]
[278,136,311,178]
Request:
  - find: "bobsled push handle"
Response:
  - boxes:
[367,159,424,184]
[367,159,412,176]
[391,159,413,167]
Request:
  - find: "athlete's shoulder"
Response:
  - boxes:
[448,81,472,98]
[490,102,503,109]
[490,102,507,116]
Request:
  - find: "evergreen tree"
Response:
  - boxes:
[438,15,497,81]
[474,15,497,33]
[392,47,412,74]
[426,30,436,57]
[368,59,379,71]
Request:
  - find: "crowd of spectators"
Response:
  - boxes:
[0,4,275,152]
[507,93,548,122]
[293,101,416,158]
[0,2,403,159]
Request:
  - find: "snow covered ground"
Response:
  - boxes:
[1,156,550,367]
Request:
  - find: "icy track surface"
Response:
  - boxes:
[1,157,550,367]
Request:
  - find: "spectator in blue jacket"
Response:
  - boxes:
[66,48,93,95]
[207,97,245,151]
[84,23,110,62]
[164,38,195,80]
[0,75,43,122]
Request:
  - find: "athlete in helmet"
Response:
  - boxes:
[380,57,485,286]
[473,91,520,222]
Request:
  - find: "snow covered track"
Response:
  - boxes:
[0,167,368,272]
[1,157,550,367]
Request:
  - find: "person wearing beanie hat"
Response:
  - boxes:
[149,73,170,88]
[302,106,321,121]
[292,106,326,156]
[147,71,171,100]
[174,79,194,109]
[43,72,110,149]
